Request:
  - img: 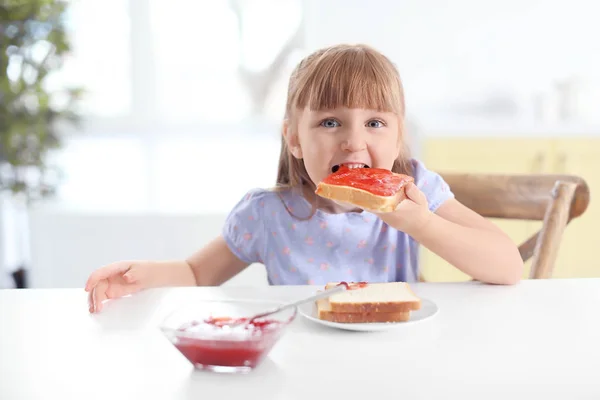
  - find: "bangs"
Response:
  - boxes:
[291,46,404,115]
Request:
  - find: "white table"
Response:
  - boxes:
[1,279,600,400]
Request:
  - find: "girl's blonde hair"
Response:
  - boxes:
[276,43,413,191]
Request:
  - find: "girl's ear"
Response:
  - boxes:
[283,119,303,159]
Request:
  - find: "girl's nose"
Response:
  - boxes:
[341,129,367,152]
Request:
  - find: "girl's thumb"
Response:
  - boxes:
[123,265,141,283]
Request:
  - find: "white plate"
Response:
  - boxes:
[297,298,438,332]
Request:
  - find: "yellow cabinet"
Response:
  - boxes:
[419,136,599,282]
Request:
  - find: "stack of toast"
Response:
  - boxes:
[317,282,421,323]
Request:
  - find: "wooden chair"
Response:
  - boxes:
[431,173,590,279]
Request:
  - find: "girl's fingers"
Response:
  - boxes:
[89,282,142,314]
[87,264,144,313]
[106,281,141,299]
[88,289,94,313]
[122,264,143,284]
[405,183,427,206]
[92,280,109,313]
[85,262,133,292]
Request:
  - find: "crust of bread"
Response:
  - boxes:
[315,182,408,213]
[316,298,411,323]
[318,311,411,323]
[326,301,420,313]
[324,282,422,313]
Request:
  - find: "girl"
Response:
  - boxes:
[86,44,523,313]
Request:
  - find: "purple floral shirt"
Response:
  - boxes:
[222,159,454,285]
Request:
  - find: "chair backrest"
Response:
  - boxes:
[439,173,590,279]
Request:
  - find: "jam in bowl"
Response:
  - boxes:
[159,299,297,373]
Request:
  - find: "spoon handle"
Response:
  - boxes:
[251,285,347,320]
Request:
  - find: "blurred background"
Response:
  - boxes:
[1,0,598,289]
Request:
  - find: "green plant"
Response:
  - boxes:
[0,0,83,202]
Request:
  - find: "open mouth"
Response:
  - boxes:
[331,163,370,173]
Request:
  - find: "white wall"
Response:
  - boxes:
[306,0,600,127]
[27,210,268,288]
[48,134,283,214]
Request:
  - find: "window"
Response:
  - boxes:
[50,0,304,211]
[149,1,248,124]
[53,137,148,211]
[49,0,132,118]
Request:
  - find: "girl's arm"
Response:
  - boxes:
[87,189,265,313]
[186,235,250,286]
[378,182,523,285]
[85,235,248,313]
[154,188,264,287]
[410,198,524,285]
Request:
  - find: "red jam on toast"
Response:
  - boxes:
[318,166,413,197]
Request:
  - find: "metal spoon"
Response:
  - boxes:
[228,284,347,327]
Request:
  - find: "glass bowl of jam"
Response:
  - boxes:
[159,299,297,373]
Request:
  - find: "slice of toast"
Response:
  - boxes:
[324,282,421,313]
[315,167,414,213]
[317,298,411,323]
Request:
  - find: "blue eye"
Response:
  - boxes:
[367,120,385,128]
[320,118,340,128]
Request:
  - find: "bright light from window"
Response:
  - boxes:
[53,137,149,211]
[44,0,132,118]
[150,0,250,123]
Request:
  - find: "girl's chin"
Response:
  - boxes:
[319,198,364,214]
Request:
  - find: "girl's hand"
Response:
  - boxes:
[374,182,433,235]
[85,261,153,314]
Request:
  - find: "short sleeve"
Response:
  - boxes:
[411,159,455,212]
[222,189,266,264]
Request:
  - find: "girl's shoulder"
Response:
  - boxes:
[230,187,279,208]
[222,187,302,265]
[230,186,305,206]
[227,186,314,221]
